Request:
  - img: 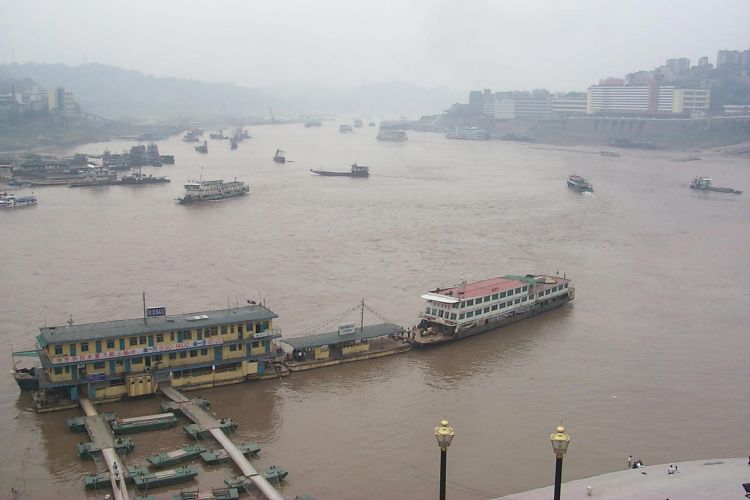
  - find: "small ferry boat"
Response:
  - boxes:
[690,176,742,194]
[339,124,353,133]
[310,162,369,177]
[195,141,208,153]
[273,149,286,163]
[111,412,178,434]
[411,274,574,347]
[567,175,593,192]
[377,130,408,141]
[445,127,489,140]
[178,178,250,203]
[148,444,208,468]
[0,193,37,208]
[132,465,198,490]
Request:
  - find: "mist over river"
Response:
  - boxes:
[1,123,748,498]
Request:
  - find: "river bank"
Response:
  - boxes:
[498,457,749,499]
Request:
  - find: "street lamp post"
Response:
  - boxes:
[550,424,570,500]
[435,419,454,500]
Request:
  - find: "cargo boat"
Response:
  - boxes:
[411,274,574,347]
[148,444,208,468]
[111,412,178,434]
[567,175,593,192]
[178,178,250,203]
[310,162,369,177]
[131,465,198,489]
[689,177,742,194]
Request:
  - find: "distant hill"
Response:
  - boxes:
[0,63,274,121]
[0,63,462,121]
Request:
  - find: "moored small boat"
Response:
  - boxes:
[67,412,117,433]
[183,418,237,439]
[173,487,240,500]
[273,149,286,163]
[262,465,288,483]
[132,465,198,490]
[200,448,230,465]
[111,412,177,434]
[147,444,208,468]
[83,465,148,489]
[78,437,134,459]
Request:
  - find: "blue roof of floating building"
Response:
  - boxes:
[279,323,403,350]
[36,305,277,345]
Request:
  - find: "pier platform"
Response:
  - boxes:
[79,398,130,500]
[159,386,284,500]
[496,457,749,500]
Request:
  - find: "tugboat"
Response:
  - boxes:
[273,149,286,163]
[178,178,249,203]
[310,162,369,177]
[195,141,208,154]
[567,175,593,192]
[690,177,742,194]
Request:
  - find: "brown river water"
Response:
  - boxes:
[1,123,748,499]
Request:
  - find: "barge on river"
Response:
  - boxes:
[412,274,574,346]
[17,305,285,412]
[280,322,409,372]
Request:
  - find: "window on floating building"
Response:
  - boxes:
[106,339,115,349]
[80,342,89,352]
[54,345,63,355]
[156,334,164,343]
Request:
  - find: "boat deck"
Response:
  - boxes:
[159,386,283,500]
[79,398,130,500]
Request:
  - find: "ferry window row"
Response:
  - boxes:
[457,286,528,309]
[458,297,529,320]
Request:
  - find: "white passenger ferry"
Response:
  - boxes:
[177,178,249,203]
[412,274,574,346]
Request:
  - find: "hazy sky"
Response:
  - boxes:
[2,0,749,92]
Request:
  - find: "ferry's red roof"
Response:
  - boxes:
[431,277,524,300]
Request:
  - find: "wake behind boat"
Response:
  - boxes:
[310,162,369,177]
[177,178,249,203]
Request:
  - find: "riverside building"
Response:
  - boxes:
[24,305,283,411]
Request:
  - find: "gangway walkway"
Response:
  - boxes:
[159,386,283,500]
[79,398,130,500]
